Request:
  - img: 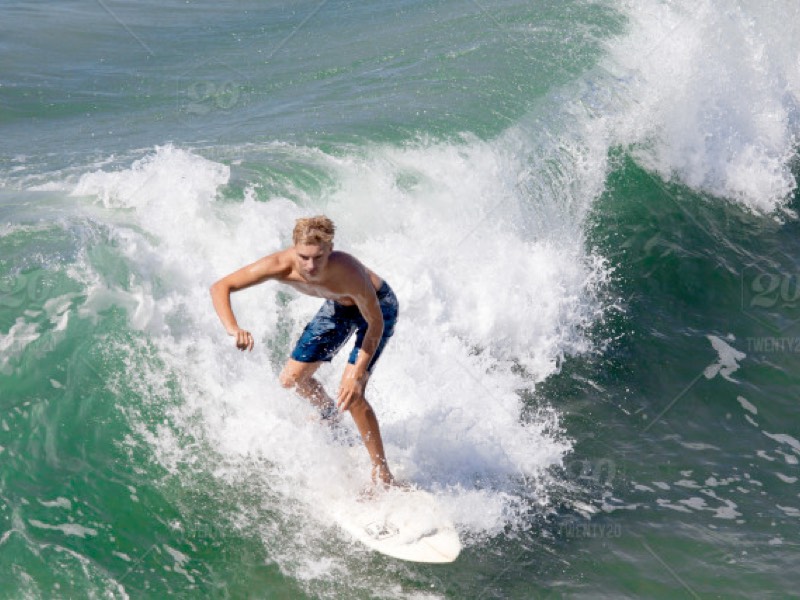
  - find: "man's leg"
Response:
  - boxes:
[340,364,394,486]
[280,359,337,420]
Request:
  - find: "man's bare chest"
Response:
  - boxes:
[283,279,356,306]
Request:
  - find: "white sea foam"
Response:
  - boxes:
[776,450,798,466]
[0,318,40,375]
[704,335,745,382]
[38,497,72,510]
[763,432,800,454]
[27,519,97,538]
[776,505,800,518]
[67,138,602,584]
[604,0,800,213]
[737,396,758,415]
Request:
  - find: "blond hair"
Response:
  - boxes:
[293,215,335,246]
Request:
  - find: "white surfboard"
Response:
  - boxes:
[331,487,461,563]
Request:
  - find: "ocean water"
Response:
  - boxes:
[1,0,799,598]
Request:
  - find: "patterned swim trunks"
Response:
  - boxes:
[290,281,398,372]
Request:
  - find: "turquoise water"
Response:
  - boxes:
[2,0,800,597]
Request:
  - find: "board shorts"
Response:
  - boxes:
[290,281,399,372]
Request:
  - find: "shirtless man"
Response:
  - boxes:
[210,215,398,486]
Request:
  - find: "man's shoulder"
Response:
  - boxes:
[275,246,296,262]
[328,251,364,275]
[329,249,358,264]
[254,247,294,279]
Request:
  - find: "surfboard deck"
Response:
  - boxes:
[331,487,461,563]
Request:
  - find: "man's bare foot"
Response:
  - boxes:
[370,463,413,490]
[371,463,395,488]
[358,479,411,502]
[387,479,412,491]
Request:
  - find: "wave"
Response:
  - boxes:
[55,123,608,590]
[602,0,800,212]
[7,0,797,592]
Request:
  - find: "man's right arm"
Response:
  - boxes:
[209,250,290,351]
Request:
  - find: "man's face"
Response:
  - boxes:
[295,242,332,280]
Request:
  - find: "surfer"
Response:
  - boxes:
[210,215,398,487]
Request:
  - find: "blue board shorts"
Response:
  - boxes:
[290,281,399,372]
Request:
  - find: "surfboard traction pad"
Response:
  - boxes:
[364,520,400,541]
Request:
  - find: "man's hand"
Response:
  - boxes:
[337,371,366,411]
[210,250,290,354]
[230,328,254,352]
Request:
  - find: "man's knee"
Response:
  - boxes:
[279,366,307,390]
[347,395,372,415]
[279,370,297,389]
[280,360,320,390]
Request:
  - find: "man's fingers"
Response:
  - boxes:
[337,392,351,412]
[235,330,254,351]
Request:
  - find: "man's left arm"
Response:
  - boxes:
[337,278,384,410]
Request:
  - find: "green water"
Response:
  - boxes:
[2,0,800,598]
